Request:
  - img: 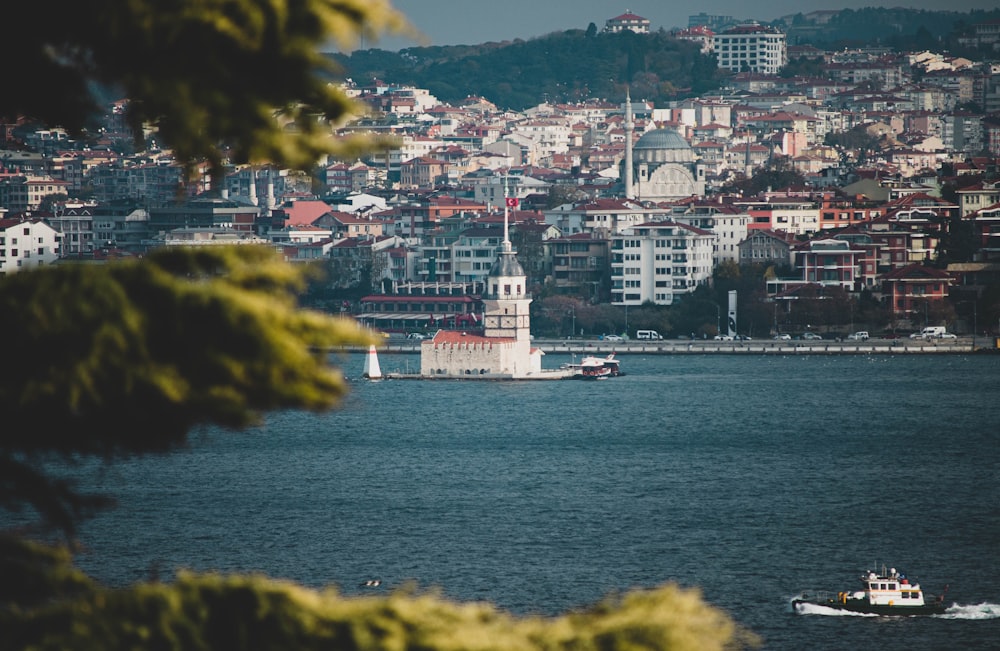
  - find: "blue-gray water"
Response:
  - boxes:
[69,353,1000,649]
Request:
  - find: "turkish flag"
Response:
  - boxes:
[505,197,519,207]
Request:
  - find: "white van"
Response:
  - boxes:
[636,330,663,340]
[919,326,947,339]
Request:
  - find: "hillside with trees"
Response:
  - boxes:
[330,28,723,110]
[783,7,1000,52]
[333,7,1000,112]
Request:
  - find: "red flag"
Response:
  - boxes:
[505,197,519,207]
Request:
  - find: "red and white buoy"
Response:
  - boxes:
[361,344,382,380]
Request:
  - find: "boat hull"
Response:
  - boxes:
[792,596,946,616]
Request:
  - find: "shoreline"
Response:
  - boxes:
[337,337,996,356]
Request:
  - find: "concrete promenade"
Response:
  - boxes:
[348,336,995,355]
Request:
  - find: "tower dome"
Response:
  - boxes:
[488,250,524,278]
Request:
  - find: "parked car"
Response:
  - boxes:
[603,334,624,342]
[847,331,869,341]
[801,332,822,340]
[773,333,791,340]
[735,334,752,341]
[406,333,427,340]
[713,334,734,341]
[938,332,958,339]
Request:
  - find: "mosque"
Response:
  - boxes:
[621,90,705,201]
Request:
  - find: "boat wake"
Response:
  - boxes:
[935,603,1000,620]
[789,599,877,617]
[789,597,1000,619]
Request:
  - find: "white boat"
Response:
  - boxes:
[562,353,623,379]
[792,566,947,616]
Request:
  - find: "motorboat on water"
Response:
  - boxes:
[792,566,947,616]
[562,353,624,379]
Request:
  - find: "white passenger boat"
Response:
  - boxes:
[562,353,623,379]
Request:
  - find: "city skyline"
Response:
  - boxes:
[366,0,1000,51]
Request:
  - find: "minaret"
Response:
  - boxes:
[266,169,276,209]
[483,176,532,345]
[248,168,258,206]
[624,88,634,200]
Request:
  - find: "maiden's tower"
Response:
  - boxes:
[419,192,567,379]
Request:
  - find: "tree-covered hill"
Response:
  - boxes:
[330,7,1000,112]
[329,29,723,111]
[783,7,1000,49]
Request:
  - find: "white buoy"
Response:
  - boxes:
[361,344,382,380]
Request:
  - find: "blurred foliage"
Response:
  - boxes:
[0,538,758,651]
[1,0,411,182]
[332,30,722,110]
[0,246,373,535]
[0,536,96,612]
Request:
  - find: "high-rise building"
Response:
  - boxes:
[713,24,787,76]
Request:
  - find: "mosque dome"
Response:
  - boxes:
[632,127,694,164]
[634,128,691,151]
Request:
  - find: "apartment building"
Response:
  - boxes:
[713,24,787,76]
[610,221,714,306]
[0,218,61,274]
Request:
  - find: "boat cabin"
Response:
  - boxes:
[855,568,926,606]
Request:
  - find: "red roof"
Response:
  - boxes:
[611,12,647,21]
[281,200,332,226]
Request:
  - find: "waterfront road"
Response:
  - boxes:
[349,336,994,355]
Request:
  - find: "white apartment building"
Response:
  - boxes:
[713,24,787,75]
[0,218,61,274]
[510,118,573,160]
[610,221,715,306]
[448,228,503,285]
[669,204,751,264]
[941,113,984,155]
[47,202,97,255]
[543,199,662,237]
[372,135,446,177]
[738,199,821,236]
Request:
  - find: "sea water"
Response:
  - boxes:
[63,353,1000,649]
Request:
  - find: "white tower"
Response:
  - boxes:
[361,344,382,380]
[482,179,532,344]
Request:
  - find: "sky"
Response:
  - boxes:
[359,0,998,50]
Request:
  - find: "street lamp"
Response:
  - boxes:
[715,303,721,336]
[971,300,977,351]
[962,299,978,350]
